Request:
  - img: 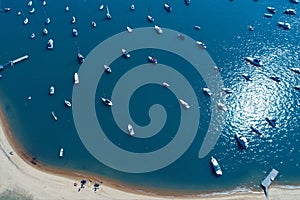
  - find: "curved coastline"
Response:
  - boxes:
[0,107,300,200]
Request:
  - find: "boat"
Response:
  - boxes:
[28,1,33,7]
[290,0,299,4]
[72,28,78,37]
[29,7,35,14]
[154,25,163,34]
[64,100,72,107]
[245,57,262,66]
[49,86,55,95]
[164,3,172,12]
[242,73,252,81]
[290,67,300,74]
[130,4,135,11]
[59,148,63,158]
[267,7,276,13]
[249,25,254,31]
[30,33,35,39]
[202,88,212,96]
[148,56,158,64]
[294,85,300,90]
[217,102,227,111]
[278,22,291,30]
[121,49,131,58]
[24,18,29,25]
[127,124,135,136]
[43,28,48,35]
[4,7,11,12]
[65,6,70,12]
[106,5,111,19]
[101,98,112,106]
[99,4,104,10]
[284,9,296,15]
[264,13,273,18]
[266,117,276,128]
[77,53,85,63]
[222,88,233,94]
[104,64,112,73]
[179,99,190,109]
[74,73,79,84]
[91,21,97,27]
[18,11,22,16]
[126,26,133,33]
[47,39,54,49]
[185,0,191,5]
[147,15,155,22]
[71,16,76,24]
[42,1,46,6]
[51,111,58,121]
[162,82,170,87]
[196,41,207,49]
[177,33,185,40]
[270,76,280,82]
[211,156,222,176]
[250,126,262,135]
[235,133,249,149]
[45,17,50,25]
[194,25,201,30]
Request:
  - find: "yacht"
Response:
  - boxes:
[45,17,50,25]
[211,156,222,176]
[194,25,201,30]
[71,16,76,24]
[164,3,172,12]
[91,21,97,27]
[106,5,111,20]
[24,18,29,25]
[196,41,207,49]
[202,88,212,96]
[154,25,163,34]
[270,76,280,82]
[290,67,300,74]
[28,1,33,7]
[130,4,135,11]
[278,22,291,30]
[104,64,112,73]
[49,86,55,95]
[264,13,273,18]
[250,126,262,135]
[64,100,72,107]
[59,148,63,158]
[29,7,35,14]
[266,117,276,128]
[72,28,78,37]
[235,133,249,149]
[43,28,48,35]
[148,56,158,64]
[147,15,155,22]
[74,73,79,84]
[47,39,54,49]
[284,9,296,15]
[51,111,58,121]
[99,4,104,10]
[77,53,85,63]
[127,124,135,136]
[267,7,276,13]
[179,99,190,109]
[245,57,262,66]
[126,26,133,33]
[30,33,35,39]
[121,48,131,58]
[65,6,70,12]
[101,98,113,106]
[242,73,252,81]
[162,82,170,88]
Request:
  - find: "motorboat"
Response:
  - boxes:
[264,13,273,18]
[101,98,113,106]
[24,18,29,25]
[64,100,72,107]
[30,33,35,39]
[121,48,131,58]
[49,86,55,95]
[91,21,97,27]
[162,82,170,88]
[65,6,70,12]
[294,85,300,90]
[267,7,276,13]
[99,4,104,10]
[185,0,191,5]
[106,5,111,20]
[74,73,79,84]
[154,25,163,34]
[164,3,172,12]
[43,28,48,35]
[126,26,133,33]
[235,133,249,149]
[290,0,299,4]
[242,73,252,81]
[4,7,11,12]
[130,4,135,11]
[179,99,190,109]
[59,148,63,158]
[245,57,262,66]
[284,9,296,15]
[29,7,35,14]
[104,64,112,73]
[47,39,54,49]
[270,76,280,82]
[18,11,22,15]
[72,28,78,37]
[42,1,46,6]
[249,25,254,31]
[250,126,262,135]
[290,67,300,74]
[278,22,291,30]
[202,88,212,96]
[28,1,33,7]
[127,124,135,136]
[77,53,85,63]
[51,111,58,121]
[71,16,76,24]
[177,33,185,40]
[194,25,201,30]
[266,117,276,128]
[147,15,155,22]
[45,17,50,24]
[222,88,233,94]
[148,56,158,64]
[211,156,222,176]
[196,41,207,49]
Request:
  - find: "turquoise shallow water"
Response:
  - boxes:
[0,0,300,194]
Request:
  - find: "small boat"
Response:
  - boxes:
[217,102,227,111]
[179,99,190,109]
[148,56,158,64]
[211,156,222,176]
[42,1,46,6]
[106,5,112,20]
[121,48,131,58]
[45,17,50,25]
[126,26,133,33]
[101,98,113,106]
[51,111,58,121]
[194,25,201,30]
[59,148,63,158]
[177,33,185,40]
[147,15,155,22]
[278,22,291,30]
[18,11,22,16]
[24,18,29,25]
[91,21,97,27]
[162,82,170,87]
[290,68,300,74]
[235,133,249,149]
[267,7,276,13]
[264,13,273,18]
[222,88,233,94]
[47,39,54,49]
[290,0,299,4]
[74,73,79,84]
[4,7,11,12]
[164,3,172,12]
[30,33,35,39]
[99,4,104,10]
[71,16,76,24]
[130,4,135,11]
[245,57,262,66]
[77,53,85,63]
[202,88,212,96]
[284,9,296,15]
[104,64,112,73]
[196,41,207,49]
[249,25,254,31]
[49,86,55,95]
[64,100,72,107]
[43,28,48,35]
[65,6,70,12]
[72,28,78,37]
[270,76,280,82]
[294,85,300,90]
[250,126,262,135]
[154,25,163,34]
[127,124,135,136]
[29,7,35,14]
[266,117,276,128]
[242,73,252,81]
[28,1,33,7]
[185,0,191,5]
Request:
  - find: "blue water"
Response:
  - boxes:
[0,0,300,194]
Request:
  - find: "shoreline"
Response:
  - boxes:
[0,107,300,199]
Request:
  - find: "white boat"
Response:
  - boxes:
[51,111,58,121]
[29,7,35,14]
[130,4,135,11]
[64,100,72,107]
[24,17,29,25]
[127,124,135,136]
[43,28,48,35]
[196,41,207,49]
[294,85,300,90]
[59,148,63,158]
[42,1,46,6]
[284,9,296,15]
[147,15,154,22]
[121,48,131,58]
[222,88,233,94]
[77,53,85,63]
[264,13,273,18]
[45,17,50,24]
[148,56,158,64]
[290,0,299,4]
[28,1,33,7]
[106,5,111,19]
[30,33,35,39]
[91,21,97,27]
[217,102,227,111]
[49,86,55,95]
[179,99,190,109]
[101,98,112,106]
[242,73,252,81]
[164,3,172,12]
[99,4,104,10]
[72,28,78,37]
[290,67,300,74]
[267,7,276,13]
[104,64,112,73]
[278,22,291,30]
[154,25,163,34]
[18,11,22,16]
[74,73,79,84]
[162,82,170,88]
[245,57,262,67]
[235,133,249,149]
[211,156,222,176]
[71,16,76,24]
[202,88,212,96]
[65,6,70,12]
[249,25,254,31]
[194,25,201,30]
[47,39,54,49]
[126,26,133,33]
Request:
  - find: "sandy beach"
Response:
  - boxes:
[0,110,299,200]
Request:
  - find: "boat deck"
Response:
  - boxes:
[261,168,279,199]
